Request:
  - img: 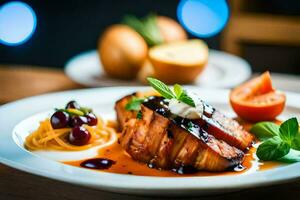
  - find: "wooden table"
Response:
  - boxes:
[0,65,83,104]
[1,66,300,200]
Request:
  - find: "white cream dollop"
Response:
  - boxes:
[168,93,204,119]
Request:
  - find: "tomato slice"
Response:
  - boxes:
[230,72,286,122]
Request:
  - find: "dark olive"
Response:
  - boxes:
[50,111,70,129]
[86,113,98,126]
[68,126,91,146]
[66,100,80,109]
[70,116,88,127]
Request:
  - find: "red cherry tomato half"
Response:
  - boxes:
[230,72,286,122]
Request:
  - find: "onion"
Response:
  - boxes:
[98,25,148,79]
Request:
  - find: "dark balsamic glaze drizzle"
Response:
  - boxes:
[203,102,215,118]
[147,162,155,169]
[202,102,231,132]
[142,96,170,117]
[143,96,209,143]
[233,164,246,172]
[200,102,219,130]
[172,165,199,174]
[80,158,116,170]
[166,128,174,138]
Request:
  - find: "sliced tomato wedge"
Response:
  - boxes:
[230,71,286,122]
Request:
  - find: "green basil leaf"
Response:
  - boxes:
[291,133,300,151]
[279,117,299,143]
[147,78,175,99]
[256,137,290,161]
[173,84,183,99]
[250,122,279,141]
[178,91,195,107]
[278,149,300,163]
[125,97,145,111]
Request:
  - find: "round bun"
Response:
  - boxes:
[157,16,187,43]
[98,25,148,79]
[148,39,208,84]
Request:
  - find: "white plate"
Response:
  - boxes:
[65,50,251,88]
[0,87,300,196]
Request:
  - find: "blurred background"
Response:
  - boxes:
[1,0,300,73]
[0,0,300,103]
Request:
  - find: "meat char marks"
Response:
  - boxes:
[115,94,253,172]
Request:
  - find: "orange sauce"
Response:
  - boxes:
[235,118,283,171]
[259,161,283,171]
[64,118,282,176]
[65,140,255,177]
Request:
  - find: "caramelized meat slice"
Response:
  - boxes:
[163,119,242,171]
[120,105,171,165]
[118,100,244,171]
[196,103,253,150]
[115,94,136,129]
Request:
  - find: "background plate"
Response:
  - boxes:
[65,50,251,88]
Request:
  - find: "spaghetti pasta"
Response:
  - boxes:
[25,117,117,151]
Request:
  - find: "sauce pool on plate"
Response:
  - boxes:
[64,119,282,177]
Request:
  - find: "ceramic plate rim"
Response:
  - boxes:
[0,87,300,195]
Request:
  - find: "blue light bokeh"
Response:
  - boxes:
[177,0,229,38]
[0,1,37,46]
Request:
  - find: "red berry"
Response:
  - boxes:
[50,111,69,129]
[70,116,88,127]
[68,126,91,146]
[86,113,98,126]
[66,100,80,109]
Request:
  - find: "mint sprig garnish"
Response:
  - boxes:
[173,84,184,98]
[125,78,196,118]
[147,78,195,107]
[177,91,195,107]
[251,117,300,161]
[147,78,176,99]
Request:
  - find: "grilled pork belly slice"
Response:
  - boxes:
[195,103,253,150]
[167,122,243,171]
[115,94,136,129]
[116,95,247,172]
[115,92,157,129]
